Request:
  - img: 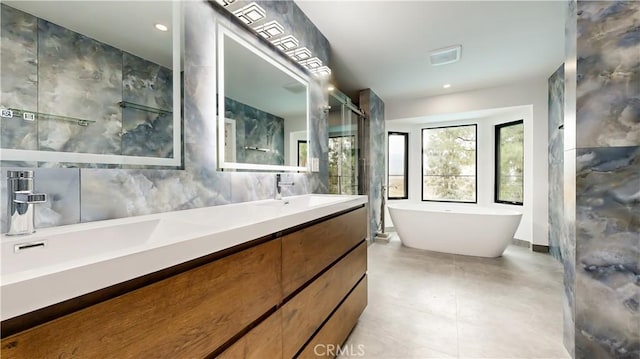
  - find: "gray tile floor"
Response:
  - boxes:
[341,235,570,359]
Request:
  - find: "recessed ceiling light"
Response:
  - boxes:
[154,23,168,32]
[327,85,335,91]
[443,84,451,89]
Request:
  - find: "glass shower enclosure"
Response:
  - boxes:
[327,90,365,195]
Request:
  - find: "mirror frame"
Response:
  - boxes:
[0,1,183,167]
[217,24,310,172]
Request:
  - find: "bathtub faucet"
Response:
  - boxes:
[6,170,48,236]
[275,173,295,200]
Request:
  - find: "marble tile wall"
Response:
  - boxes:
[564,1,640,358]
[548,64,565,262]
[0,5,37,151]
[360,89,386,240]
[122,52,173,112]
[574,147,639,358]
[37,19,123,155]
[0,4,174,159]
[1,0,330,230]
[121,108,174,158]
[225,97,285,166]
[121,52,174,158]
[575,2,639,148]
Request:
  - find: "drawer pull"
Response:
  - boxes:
[14,240,47,253]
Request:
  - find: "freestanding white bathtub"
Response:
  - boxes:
[387,202,522,258]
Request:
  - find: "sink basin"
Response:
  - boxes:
[1,218,212,278]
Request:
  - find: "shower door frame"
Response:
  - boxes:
[328,91,366,195]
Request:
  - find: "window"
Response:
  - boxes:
[388,132,408,199]
[495,120,524,205]
[422,124,477,203]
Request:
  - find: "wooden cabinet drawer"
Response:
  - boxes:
[1,239,282,359]
[282,241,367,358]
[218,309,282,359]
[282,206,366,298]
[298,276,368,358]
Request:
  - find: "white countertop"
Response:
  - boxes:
[1,194,367,320]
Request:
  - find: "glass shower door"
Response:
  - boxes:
[328,91,361,195]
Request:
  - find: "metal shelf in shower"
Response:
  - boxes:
[0,107,96,126]
[118,101,172,116]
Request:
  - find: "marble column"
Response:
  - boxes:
[564,1,640,358]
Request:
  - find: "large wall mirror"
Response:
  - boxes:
[217,25,309,172]
[0,1,182,167]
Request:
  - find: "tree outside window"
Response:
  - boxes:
[328,135,357,194]
[422,125,477,203]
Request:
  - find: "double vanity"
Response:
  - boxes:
[1,194,368,358]
[1,1,368,357]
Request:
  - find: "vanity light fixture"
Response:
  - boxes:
[272,35,299,51]
[154,23,168,32]
[327,85,335,91]
[233,2,266,25]
[443,84,451,89]
[286,47,312,61]
[216,0,236,6]
[220,3,332,78]
[299,57,322,70]
[253,20,284,39]
[311,66,332,77]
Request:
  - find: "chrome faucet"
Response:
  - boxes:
[6,170,47,236]
[275,173,295,200]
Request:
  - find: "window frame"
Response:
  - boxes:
[387,131,409,200]
[494,119,524,206]
[421,124,478,204]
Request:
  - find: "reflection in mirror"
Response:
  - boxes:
[297,141,308,167]
[0,1,182,167]
[218,25,308,172]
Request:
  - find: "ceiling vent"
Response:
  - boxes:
[429,45,462,66]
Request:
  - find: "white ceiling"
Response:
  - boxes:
[295,0,566,103]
